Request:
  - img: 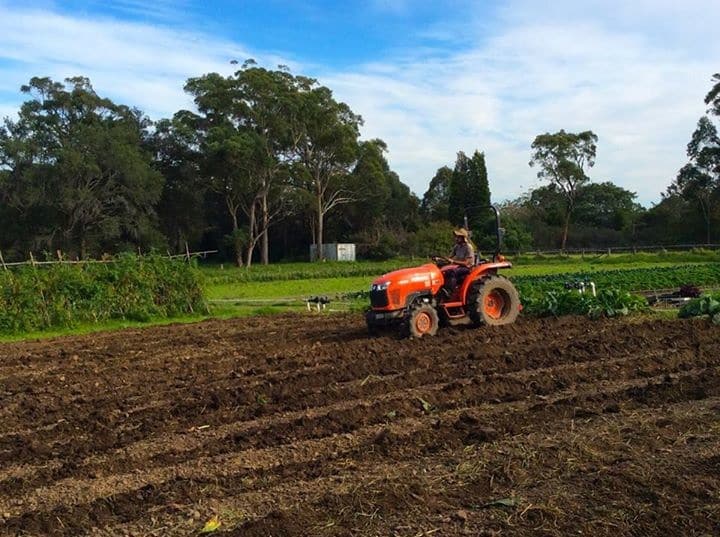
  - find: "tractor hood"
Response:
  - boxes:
[371,263,444,295]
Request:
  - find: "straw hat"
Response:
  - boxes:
[453,228,469,239]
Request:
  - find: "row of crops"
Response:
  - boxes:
[512,264,720,295]
[514,264,720,318]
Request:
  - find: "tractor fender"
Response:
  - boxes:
[460,262,513,303]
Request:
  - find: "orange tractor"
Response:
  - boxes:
[365,206,521,337]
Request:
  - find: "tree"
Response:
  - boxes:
[529,129,598,250]
[345,139,392,230]
[574,182,644,232]
[637,195,695,246]
[150,116,206,253]
[0,76,163,258]
[705,73,720,117]
[290,84,362,259]
[181,67,298,267]
[669,116,720,243]
[420,166,452,222]
[447,150,491,231]
[231,65,301,264]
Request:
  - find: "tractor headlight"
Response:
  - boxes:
[371,281,391,291]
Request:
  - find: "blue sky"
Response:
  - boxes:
[1,0,718,205]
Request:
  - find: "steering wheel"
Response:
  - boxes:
[431,255,453,266]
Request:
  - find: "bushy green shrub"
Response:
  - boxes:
[0,254,207,334]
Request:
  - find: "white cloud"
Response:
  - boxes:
[0,4,290,119]
[320,2,720,205]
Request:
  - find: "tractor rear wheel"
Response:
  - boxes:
[469,276,520,326]
[404,303,439,338]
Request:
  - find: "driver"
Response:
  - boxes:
[444,228,475,294]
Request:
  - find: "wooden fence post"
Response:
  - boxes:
[0,250,7,271]
[185,241,191,262]
[29,252,36,267]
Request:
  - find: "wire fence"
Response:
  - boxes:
[513,244,720,256]
[2,242,719,270]
[0,246,218,270]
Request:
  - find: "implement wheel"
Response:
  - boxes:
[404,303,439,338]
[469,276,520,326]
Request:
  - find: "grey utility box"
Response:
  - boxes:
[310,243,356,261]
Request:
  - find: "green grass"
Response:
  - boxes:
[206,276,376,300]
[0,314,208,343]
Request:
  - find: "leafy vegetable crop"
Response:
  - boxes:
[522,288,648,319]
[511,263,720,296]
[679,293,720,324]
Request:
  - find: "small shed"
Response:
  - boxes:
[310,243,356,261]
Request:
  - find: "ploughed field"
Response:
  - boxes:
[0,314,718,536]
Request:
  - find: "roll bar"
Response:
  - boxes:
[463,205,504,262]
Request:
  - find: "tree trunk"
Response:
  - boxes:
[245,202,257,268]
[261,193,269,265]
[79,228,87,260]
[315,196,324,261]
[700,199,711,245]
[561,211,571,252]
[707,217,711,245]
[230,209,244,268]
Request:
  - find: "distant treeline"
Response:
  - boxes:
[1,66,718,262]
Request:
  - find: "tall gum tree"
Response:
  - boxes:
[289,84,362,260]
[182,65,303,266]
[529,129,598,251]
[233,64,299,265]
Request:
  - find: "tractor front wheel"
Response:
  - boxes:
[404,303,439,338]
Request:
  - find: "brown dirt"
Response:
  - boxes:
[0,313,718,536]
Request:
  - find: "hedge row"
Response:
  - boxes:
[0,254,207,334]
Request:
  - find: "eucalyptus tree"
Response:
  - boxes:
[182,65,298,266]
[529,129,598,250]
[150,114,206,253]
[289,83,362,259]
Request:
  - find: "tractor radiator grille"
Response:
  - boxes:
[370,289,389,308]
